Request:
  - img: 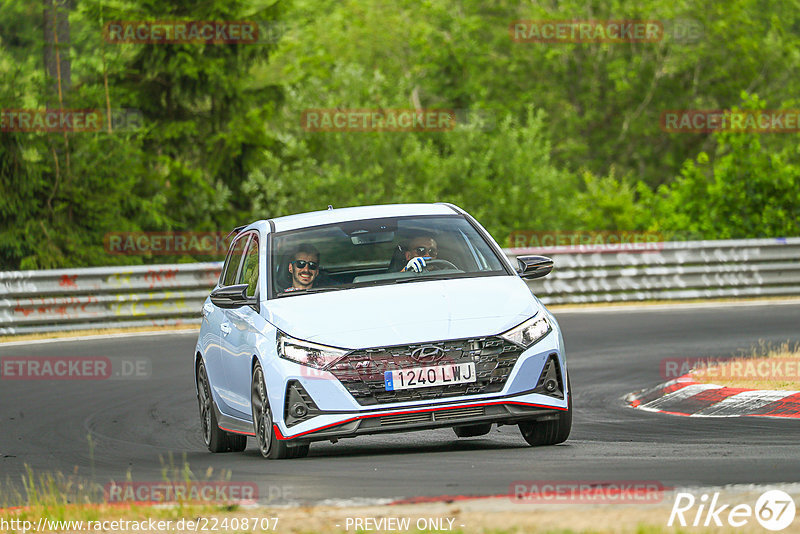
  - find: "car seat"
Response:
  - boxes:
[388,245,407,272]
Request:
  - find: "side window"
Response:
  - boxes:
[236,235,260,297]
[221,235,249,287]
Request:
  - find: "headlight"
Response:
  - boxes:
[277,332,349,369]
[500,314,552,348]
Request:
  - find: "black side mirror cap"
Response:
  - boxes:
[516,255,554,280]
[210,284,254,309]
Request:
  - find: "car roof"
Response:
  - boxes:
[264,203,463,233]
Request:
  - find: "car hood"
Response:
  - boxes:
[264,276,541,348]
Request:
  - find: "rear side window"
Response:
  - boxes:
[221,234,249,286]
[236,235,260,297]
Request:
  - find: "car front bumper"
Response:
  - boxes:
[273,391,568,443]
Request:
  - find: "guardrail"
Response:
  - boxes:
[0,263,221,335]
[1,238,798,334]
[511,237,800,305]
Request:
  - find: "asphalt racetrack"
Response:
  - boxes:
[2,302,800,505]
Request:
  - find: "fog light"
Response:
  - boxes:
[291,403,308,418]
[544,378,558,393]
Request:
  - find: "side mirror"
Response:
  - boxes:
[210,284,255,309]
[516,255,554,280]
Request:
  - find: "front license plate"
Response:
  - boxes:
[384,362,476,391]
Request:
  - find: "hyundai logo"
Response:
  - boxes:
[410,345,445,363]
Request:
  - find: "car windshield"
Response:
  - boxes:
[270,215,509,297]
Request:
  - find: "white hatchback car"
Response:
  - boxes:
[194,203,570,459]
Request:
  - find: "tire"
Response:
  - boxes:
[519,376,572,446]
[453,423,492,438]
[251,363,309,459]
[197,362,248,453]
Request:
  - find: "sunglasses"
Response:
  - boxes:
[412,246,437,256]
[291,260,319,270]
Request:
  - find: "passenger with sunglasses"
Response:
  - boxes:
[401,236,438,273]
[286,244,320,292]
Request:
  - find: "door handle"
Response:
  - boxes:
[220,323,232,336]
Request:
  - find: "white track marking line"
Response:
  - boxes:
[641,383,721,410]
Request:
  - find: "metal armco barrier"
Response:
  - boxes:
[509,237,800,305]
[0,263,221,335]
[1,238,798,334]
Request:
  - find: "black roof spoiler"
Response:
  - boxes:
[225,225,248,241]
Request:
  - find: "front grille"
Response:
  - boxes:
[434,406,485,420]
[379,405,487,426]
[380,412,433,426]
[327,336,523,405]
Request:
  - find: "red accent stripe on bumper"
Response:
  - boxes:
[276,399,567,440]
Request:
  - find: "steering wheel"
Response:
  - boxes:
[424,259,458,271]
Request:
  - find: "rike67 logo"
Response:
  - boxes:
[669,490,796,531]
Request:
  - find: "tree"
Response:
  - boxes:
[646,95,800,239]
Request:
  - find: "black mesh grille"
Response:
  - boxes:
[327,337,523,405]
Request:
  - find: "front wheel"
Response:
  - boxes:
[251,363,309,459]
[197,361,247,453]
[519,377,572,446]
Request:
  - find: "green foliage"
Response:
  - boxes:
[1,0,799,270]
[275,0,800,186]
[572,171,651,232]
[0,0,281,269]
[244,76,579,242]
[646,97,800,239]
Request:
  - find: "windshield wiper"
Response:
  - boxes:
[303,286,344,293]
[394,274,455,284]
[275,287,344,297]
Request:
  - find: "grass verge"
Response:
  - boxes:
[2,464,797,532]
[691,342,800,390]
[0,494,793,533]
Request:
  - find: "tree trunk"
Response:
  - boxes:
[43,0,71,97]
